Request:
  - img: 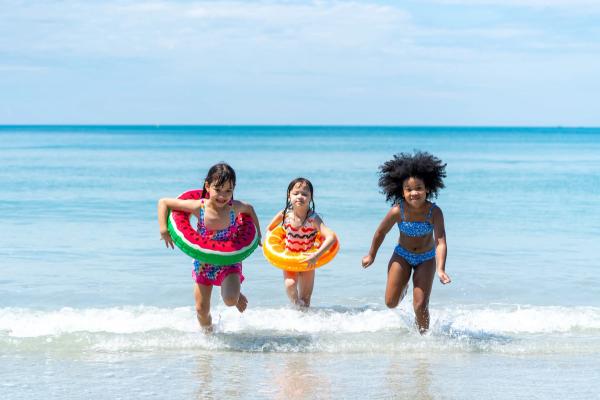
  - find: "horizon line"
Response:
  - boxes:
[1,124,599,129]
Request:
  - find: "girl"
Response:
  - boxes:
[158,162,262,331]
[266,178,336,307]
[362,151,451,333]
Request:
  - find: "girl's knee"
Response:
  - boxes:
[284,278,297,290]
[385,297,399,308]
[222,294,239,307]
[413,298,429,314]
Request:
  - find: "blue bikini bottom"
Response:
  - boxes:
[394,245,435,267]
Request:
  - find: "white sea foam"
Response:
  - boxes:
[1,304,599,354]
[436,304,600,334]
[0,306,198,337]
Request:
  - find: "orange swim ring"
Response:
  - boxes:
[262,225,339,272]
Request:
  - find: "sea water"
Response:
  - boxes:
[1,126,599,399]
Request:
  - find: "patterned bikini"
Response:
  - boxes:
[192,199,244,286]
[394,200,437,267]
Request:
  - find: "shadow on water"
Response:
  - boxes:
[214,331,315,353]
[437,323,514,350]
[308,304,378,313]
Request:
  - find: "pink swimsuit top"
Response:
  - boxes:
[283,212,318,252]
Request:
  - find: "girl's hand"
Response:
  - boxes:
[361,255,374,268]
[438,270,451,284]
[160,230,174,249]
[302,253,319,269]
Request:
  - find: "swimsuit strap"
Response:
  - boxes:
[285,210,314,225]
[426,203,436,220]
[401,200,436,221]
[229,203,235,226]
[198,198,235,230]
[199,198,206,228]
[400,200,406,221]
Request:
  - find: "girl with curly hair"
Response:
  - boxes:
[362,151,451,333]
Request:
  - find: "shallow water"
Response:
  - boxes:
[1,126,599,399]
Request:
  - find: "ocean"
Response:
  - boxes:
[1,126,599,399]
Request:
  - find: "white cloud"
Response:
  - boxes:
[431,0,600,7]
[3,0,598,63]
[1,1,599,124]
[1,1,413,56]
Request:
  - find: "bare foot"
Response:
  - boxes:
[197,311,213,332]
[236,293,248,313]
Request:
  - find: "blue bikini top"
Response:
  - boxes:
[398,200,436,237]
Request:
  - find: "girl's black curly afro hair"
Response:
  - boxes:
[378,151,447,203]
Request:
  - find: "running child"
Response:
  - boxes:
[158,162,262,331]
[361,151,451,333]
[266,178,336,307]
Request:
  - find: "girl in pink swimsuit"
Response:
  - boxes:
[158,163,262,331]
[266,178,336,307]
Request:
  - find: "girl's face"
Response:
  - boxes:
[204,180,234,208]
[402,177,428,207]
[288,182,312,210]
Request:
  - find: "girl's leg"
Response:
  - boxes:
[297,270,315,307]
[283,271,300,305]
[221,273,247,312]
[194,283,213,330]
[412,259,436,333]
[385,254,412,308]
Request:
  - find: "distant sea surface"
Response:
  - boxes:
[1,126,599,399]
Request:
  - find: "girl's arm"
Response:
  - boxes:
[157,198,202,248]
[361,206,400,268]
[234,200,263,245]
[432,207,451,284]
[302,215,335,268]
[266,211,284,231]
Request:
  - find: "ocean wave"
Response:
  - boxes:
[1,304,599,354]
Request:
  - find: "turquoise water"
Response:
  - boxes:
[1,126,599,399]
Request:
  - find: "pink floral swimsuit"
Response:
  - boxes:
[192,199,244,286]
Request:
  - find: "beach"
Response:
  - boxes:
[1,125,599,399]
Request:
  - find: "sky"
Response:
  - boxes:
[1,0,599,126]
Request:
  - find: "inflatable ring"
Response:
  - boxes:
[262,225,339,272]
[167,189,259,265]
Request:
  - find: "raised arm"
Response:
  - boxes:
[234,200,263,245]
[157,198,202,248]
[361,206,400,268]
[432,206,451,284]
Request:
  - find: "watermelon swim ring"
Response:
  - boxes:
[167,189,259,265]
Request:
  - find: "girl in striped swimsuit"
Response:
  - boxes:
[266,178,336,307]
[362,151,451,333]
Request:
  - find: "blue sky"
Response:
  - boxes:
[1,0,599,125]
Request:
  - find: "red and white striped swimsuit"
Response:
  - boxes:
[284,212,318,252]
